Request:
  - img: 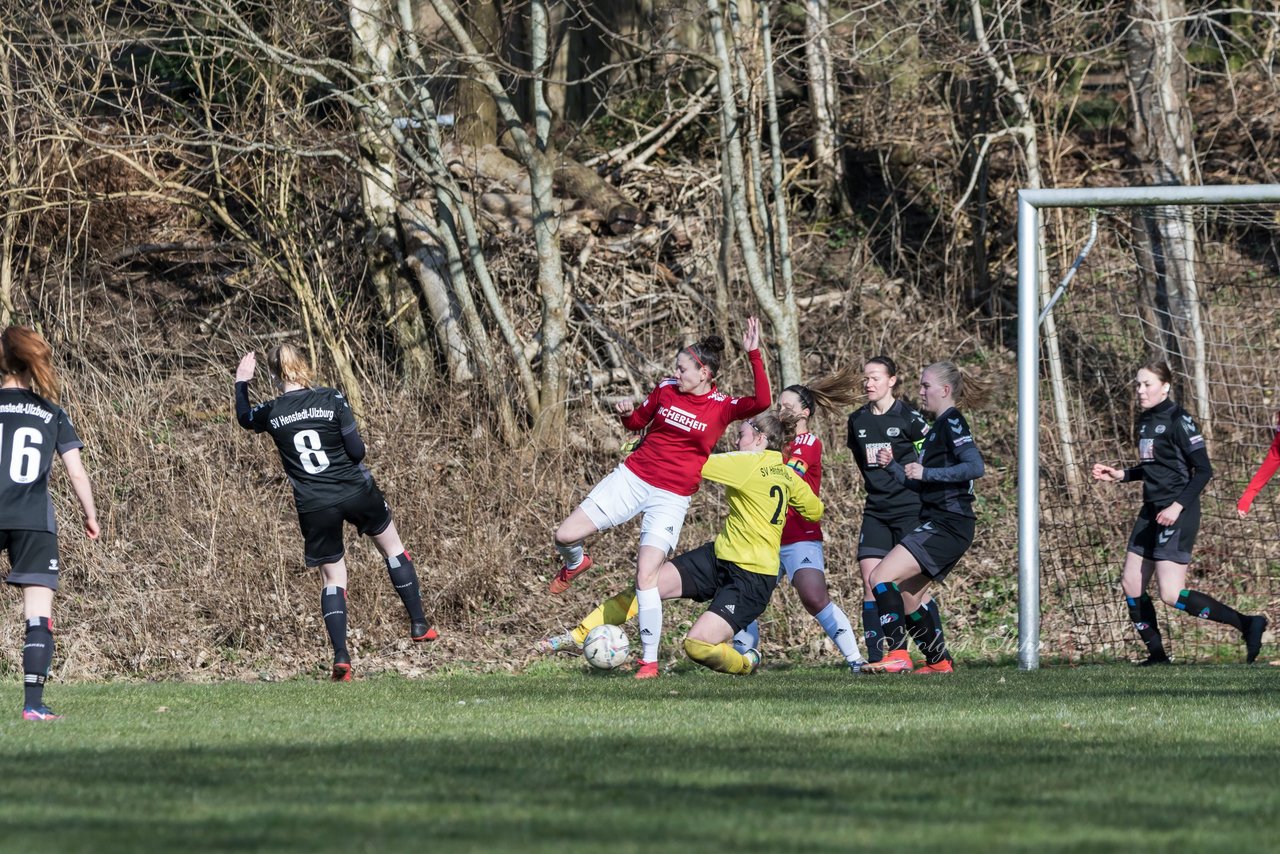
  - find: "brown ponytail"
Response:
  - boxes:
[0,326,60,402]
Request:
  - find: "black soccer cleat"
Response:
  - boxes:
[1136,652,1172,667]
[1243,615,1268,664]
[411,621,438,642]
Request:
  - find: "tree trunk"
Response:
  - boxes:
[802,0,847,217]
[969,0,1080,497]
[454,0,500,148]
[707,0,800,385]
[350,0,437,381]
[1125,0,1209,430]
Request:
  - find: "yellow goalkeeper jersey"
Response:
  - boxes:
[700,449,824,576]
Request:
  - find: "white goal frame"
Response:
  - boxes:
[1017,184,1280,670]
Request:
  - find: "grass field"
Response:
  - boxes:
[1,664,1277,852]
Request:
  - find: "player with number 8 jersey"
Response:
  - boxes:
[235,343,437,681]
[0,326,100,721]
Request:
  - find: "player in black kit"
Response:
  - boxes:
[846,356,950,667]
[0,326,100,720]
[862,361,987,674]
[235,344,436,681]
[1092,361,1267,665]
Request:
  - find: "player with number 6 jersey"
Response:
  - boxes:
[1092,361,1267,665]
[235,343,437,681]
[0,326,100,721]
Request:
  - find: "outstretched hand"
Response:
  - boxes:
[1091,463,1123,483]
[741,316,760,353]
[235,352,257,383]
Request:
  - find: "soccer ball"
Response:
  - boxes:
[582,624,630,670]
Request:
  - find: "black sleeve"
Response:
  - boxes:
[1176,445,1212,506]
[342,423,366,463]
[235,382,254,431]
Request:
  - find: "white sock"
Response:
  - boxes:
[636,586,662,663]
[816,602,864,664]
[554,541,584,570]
[732,621,760,654]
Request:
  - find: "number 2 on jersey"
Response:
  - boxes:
[768,484,784,525]
[0,424,43,484]
[294,429,330,474]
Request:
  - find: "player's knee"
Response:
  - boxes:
[1157,588,1180,607]
[683,636,715,665]
[802,592,831,616]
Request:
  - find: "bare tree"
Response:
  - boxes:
[962,0,1081,496]
[1125,0,1209,429]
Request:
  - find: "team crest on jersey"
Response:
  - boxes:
[1155,425,1166,434]
[887,427,900,437]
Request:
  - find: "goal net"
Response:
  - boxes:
[1018,187,1280,667]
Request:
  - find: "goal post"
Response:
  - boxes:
[1017,184,1280,671]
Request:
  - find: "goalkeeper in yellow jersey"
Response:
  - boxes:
[538,409,823,678]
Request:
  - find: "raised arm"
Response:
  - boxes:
[234,352,257,430]
[730,318,771,418]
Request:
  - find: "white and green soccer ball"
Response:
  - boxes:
[582,624,630,670]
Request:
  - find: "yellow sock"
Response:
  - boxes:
[571,591,638,645]
[683,637,752,675]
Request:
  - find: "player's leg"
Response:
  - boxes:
[301,507,353,680]
[1154,560,1265,661]
[632,492,688,676]
[368,514,435,642]
[862,546,924,673]
[788,547,866,670]
[21,584,57,720]
[549,465,646,594]
[684,566,776,675]
[8,531,64,720]
[1121,552,1166,665]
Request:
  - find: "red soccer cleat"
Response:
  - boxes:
[861,649,914,674]
[331,661,353,682]
[411,621,438,642]
[914,659,954,675]
[633,660,660,680]
[549,554,594,595]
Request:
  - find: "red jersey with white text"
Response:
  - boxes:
[781,432,823,544]
[620,350,770,496]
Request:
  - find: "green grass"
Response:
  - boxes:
[1,665,1278,852]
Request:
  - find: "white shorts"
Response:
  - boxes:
[581,464,690,554]
[779,541,825,581]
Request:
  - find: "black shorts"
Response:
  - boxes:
[856,512,918,561]
[1127,503,1199,564]
[672,541,779,633]
[298,483,393,567]
[898,515,975,582]
[0,529,62,590]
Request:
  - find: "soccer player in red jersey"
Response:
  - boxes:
[235,344,436,681]
[1237,409,1280,518]
[0,326,100,721]
[548,316,771,673]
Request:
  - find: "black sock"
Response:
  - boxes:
[861,601,883,663]
[1126,594,1166,658]
[23,617,53,709]
[321,586,349,659]
[1176,589,1244,631]
[924,599,950,663]
[906,608,934,661]
[872,583,907,653]
[386,552,426,624]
